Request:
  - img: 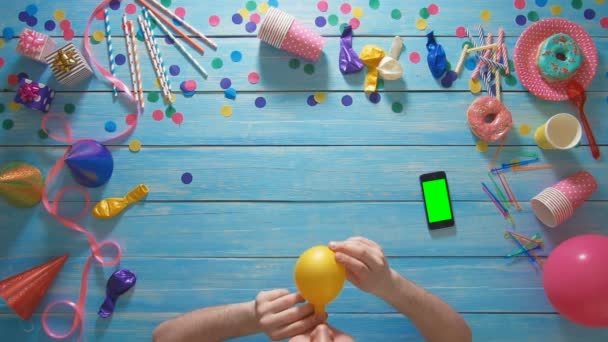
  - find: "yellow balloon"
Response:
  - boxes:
[294,246,346,314]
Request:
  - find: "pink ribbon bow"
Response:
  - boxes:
[19,30,45,55]
[19,83,40,103]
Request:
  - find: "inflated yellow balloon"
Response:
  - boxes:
[294,246,346,314]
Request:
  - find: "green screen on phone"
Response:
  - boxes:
[422,179,453,223]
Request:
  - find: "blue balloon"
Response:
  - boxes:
[65,140,113,188]
[426,31,447,79]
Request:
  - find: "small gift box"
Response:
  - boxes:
[16,29,56,63]
[46,42,93,86]
[13,78,55,113]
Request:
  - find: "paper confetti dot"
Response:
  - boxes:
[353,7,364,18]
[476,141,488,152]
[183,80,197,91]
[340,3,352,14]
[0,104,4,113]
[238,8,250,20]
[115,53,126,65]
[268,0,278,7]
[169,65,180,76]
[2,27,15,40]
[232,13,243,24]
[349,18,360,29]
[110,0,122,10]
[45,20,56,31]
[316,16,327,27]
[245,22,257,32]
[391,102,403,113]
[528,11,540,22]
[181,172,193,184]
[105,121,117,132]
[415,18,427,30]
[571,0,583,9]
[220,105,233,117]
[314,92,327,103]
[172,112,184,125]
[519,124,531,135]
[125,3,137,14]
[259,1,270,13]
[0,58,4,68]
[307,95,318,106]
[246,0,257,11]
[255,97,266,108]
[464,57,477,70]
[328,14,339,26]
[455,26,467,38]
[220,78,232,89]
[584,9,596,20]
[152,110,164,121]
[224,88,237,100]
[2,119,14,130]
[166,105,176,117]
[93,30,105,42]
[419,8,430,19]
[211,58,223,69]
[161,0,171,6]
[428,4,439,15]
[230,50,243,62]
[7,75,19,85]
[175,7,186,18]
[304,64,315,75]
[248,72,260,84]
[125,113,137,125]
[480,10,492,21]
[550,5,562,15]
[289,58,301,69]
[469,79,482,93]
[318,1,329,12]
[53,9,65,21]
[148,92,160,103]
[8,101,21,112]
[516,15,527,25]
[64,103,76,114]
[38,129,48,139]
[514,0,526,9]
[63,29,75,41]
[60,19,71,30]
[129,140,142,153]
[250,13,261,24]
[390,9,402,20]
[369,92,381,103]
[209,15,220,26]
[409,52,421,63]
[505,75,517,86]
[601,17,608,28]
[341,95,353,106]
[369,0,380,9]
[536,0,548,6]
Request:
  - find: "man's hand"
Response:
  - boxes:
[254,289,325,341]
[329,237,395,298]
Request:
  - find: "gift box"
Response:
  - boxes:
[46,42,93,86]
[13,78,55,113]
[16,29,56,63]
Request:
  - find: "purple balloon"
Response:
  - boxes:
[98,269,137,318]
[339,25,364,75]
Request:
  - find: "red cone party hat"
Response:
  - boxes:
[0,254,69,320]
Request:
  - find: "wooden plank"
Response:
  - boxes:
[1,92,607,146]
[0,146,605,201]
[1,201,606,258]
[1,37,607,92]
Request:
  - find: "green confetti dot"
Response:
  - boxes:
[419,8,430,19]
[508,59,515,72]
[0,103,4,113]
[2,119,13,130]
[303,64,315,75]
[445,61,453,72]
[90,36,101,45]
[390,9,402,20]
[246,1,257,11]
[527,11,540,22]
[64,103,75,114]
[148,91,160,103]
[161,0,172,6]
[328,14,339,26]
[462,41,473,49]
[377,78,385,90]
[149,19,157,30]
[505,75,518,86]
[211,58,223,69]
[165,105,176,117]
[571,0,582,9]
[392,102,403,113]
[289,58,301,69]
[38,129,48,139]
[369,0,380,10]
[339,23,348,34]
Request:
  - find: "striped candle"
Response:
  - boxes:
[104,9,118,97]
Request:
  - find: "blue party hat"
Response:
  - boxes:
[65,139,114,188]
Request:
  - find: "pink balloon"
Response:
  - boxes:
[543,234,608,327]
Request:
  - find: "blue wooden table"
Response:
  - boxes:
[1,0,607,340]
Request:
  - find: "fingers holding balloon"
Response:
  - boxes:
[257,289,290,302]
[267,293,305,314]
[270,311,326,341]
[271,302,315,327]
[334,251,369,277]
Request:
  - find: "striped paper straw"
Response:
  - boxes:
[128,18,145,109]
[122,15,141,108]
[104,9,118,96]
[142,10,172,101]
[139,14,172,103]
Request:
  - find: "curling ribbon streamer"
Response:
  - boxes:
[18,83,40,103]
[41,0,141,340]
[359,45,385,93]
[426,31,447,78]
[339,25,364,74]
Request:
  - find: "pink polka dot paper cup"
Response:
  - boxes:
[258,7,326,61]
[531,171,598,228]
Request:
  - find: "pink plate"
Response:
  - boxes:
[513,18,597,101]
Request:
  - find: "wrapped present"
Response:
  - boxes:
[13,78,55,113]
[16,29,56,63]
[46,43,93,86]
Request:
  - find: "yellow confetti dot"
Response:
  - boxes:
[54,10,65,21]
[154,78,161,87]
[415,18,428,31]
[129,139,142,153]
[0,39,4,48]
[519,124,531,135]
[480,10,492,21]
[352,7,364,18]
[550,5,562,16]
[476,141,489,153]
[258,1,269,14]
[469,79,482,94]
[93,30,105,42]
[238,8,250,20]
[594,0,604,4]
[169,93,177,103]
[220,105,233,117]
[8,101,21,112]
[313,92,327,103]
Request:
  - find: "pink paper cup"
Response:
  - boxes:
[552,171,598,210]
[532,187,574,228]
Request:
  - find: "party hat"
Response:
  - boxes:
[0,161,44,208]
[0,254,69,320]
[65,139,114,188]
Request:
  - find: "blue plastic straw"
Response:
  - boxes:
[505,231,537,265]
[501,158,539,168]
[481,182,509,216]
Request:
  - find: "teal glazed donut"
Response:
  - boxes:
[536,33,583,82]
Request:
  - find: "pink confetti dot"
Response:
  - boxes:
[95,9,105,20]
[349,17,360,29]
[0,57,5,69]
[340,3,352,14]
[317,0,329,12]
[60,19,71,30]
[172,112,184,125]
[601,17,608,29]
[250,13,261,24]
[175,7,186,19]
[455,26,467,38]
[125,3,137,15]
[514,0,526,10]
[125,113,137,125]
[248,71,260,84]
[184,80,197,91]
[152,110,164,121]
[409,52,421,64]
[63,29,75,41]
[209,15,220,27]
[428,4,439,15]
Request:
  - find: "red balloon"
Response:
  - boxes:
[543,234,608,327]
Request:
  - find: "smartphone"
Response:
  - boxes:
[420,171,455,229]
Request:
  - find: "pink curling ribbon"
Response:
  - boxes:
[20,30,45,55]
[41,0,142,340]
[18,83,40,103]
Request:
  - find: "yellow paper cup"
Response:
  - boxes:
[534,113,582,150]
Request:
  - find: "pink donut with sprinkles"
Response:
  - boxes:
[467,96,513,142]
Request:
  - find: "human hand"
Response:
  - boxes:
[329,237,395,299]
[254,289,326,341]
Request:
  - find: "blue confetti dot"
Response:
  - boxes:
[109,0,121,10]
[2,27,15,40]
[169,65,180,76]
[464,58,477,70]
[45,20,56,31]
[105,121,117,132]
[445,71,458,82]
[26,16,38,27]
[255,97,266,108]
[220,78,232,89]
[232,13,243,25]
[369,92,381,103]
[584,9,595,20]
[165,36,175,44]
[315,16,326,28]
[307,95,318,106]
[245,21,257,33]
[341,95,353,106]
[515,15,526,26]
[18,11,29,22]
[441,75,453,88]
[230,51,242,62]
[181,172,193,184]
[115,53,126,65]
[535,0,548,7]
[26,4,38,15]
[224,87,237,100]
[268,0,279,7]
[172,18,182,26]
